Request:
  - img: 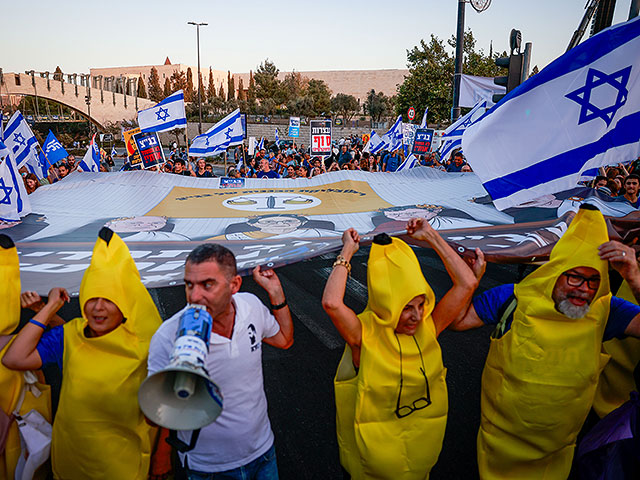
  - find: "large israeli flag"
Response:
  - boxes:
[0,141,31,221]
[3,111,39,169]
[190,109,244,157]
[438,101,488,164]
[77,134,101,172]
[381,116,403,151]
[138,90,187,133]
[43,130,69,165]
[463,16,640,210]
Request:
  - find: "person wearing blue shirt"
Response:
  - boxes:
[382,150,401,172]
[337,145,352,166]
[446,152,467,172]
[256,158,280,179]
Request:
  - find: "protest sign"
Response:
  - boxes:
[288,117,300,137]
[402,123,417,146]
[133,131,165,169]
[310,119,332,157]
[412,128,435,155]
[123,127,142,167]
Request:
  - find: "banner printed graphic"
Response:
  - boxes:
[123,127,142,167]
[310,119,332,157]
[133,131,165,169]
[412,129,435,155]
[4,169,640,293]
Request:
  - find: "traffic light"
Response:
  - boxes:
[493,29,525,104]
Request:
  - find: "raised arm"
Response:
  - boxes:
[322,229,362,365]
[2,287,69,370]
[253,266,294,350]
[599,240,640,302]
[406,218,479,335]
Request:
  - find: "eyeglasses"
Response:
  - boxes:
[562,272,600,290]
[394,333,431,419]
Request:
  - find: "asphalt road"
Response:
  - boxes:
[33,245,528,479]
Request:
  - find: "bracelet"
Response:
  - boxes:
[29,319,47,329]
[270,299,288,311]
[333,255,351,275]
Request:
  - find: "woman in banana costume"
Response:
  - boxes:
[322,218,480,479]
[3,227,161,479]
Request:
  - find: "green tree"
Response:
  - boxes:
[254,59,282,103]
[331,93,360,123]
[363,89,391,122]
[163,78,171,98]
[137,74,147,98]
[227,71,235,101]
[207,67,216,101]
[237,77,246,101]
[307,79,332,115]
[170,70,188,95]
[197,72,204,103]
[218,85,225,101]
[396,30,502,124]
[148,67,164,101]
[185,68,195,102]
[287,96,315,117]
[281,71,308,104]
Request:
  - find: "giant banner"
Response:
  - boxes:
[4,168,640,293]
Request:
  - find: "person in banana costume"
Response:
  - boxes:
[322,218,480,479]
[2,227,162,480]
[452,204,640,479]
[0,234,53,480]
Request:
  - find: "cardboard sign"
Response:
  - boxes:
[123,127,142,167]
[412,128,435,155]
[133,131,165,169]
[402,123,417,146]
[310,119,332,157]
[288,117,300,138]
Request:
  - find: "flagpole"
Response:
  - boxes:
[224,151,227,176]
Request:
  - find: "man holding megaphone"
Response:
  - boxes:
[146,244,293,479]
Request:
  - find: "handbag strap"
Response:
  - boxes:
[13,371,42,418]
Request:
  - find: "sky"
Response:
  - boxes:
[1,0,635,75]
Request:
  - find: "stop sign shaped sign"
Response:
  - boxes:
[407,107,416,120]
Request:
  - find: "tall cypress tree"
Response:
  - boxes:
[148,67,163,101]
[137,74,147,98]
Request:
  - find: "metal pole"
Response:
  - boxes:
[188,21,208,135]
[451,0,466,121]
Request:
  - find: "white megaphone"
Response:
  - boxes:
[139,304,223,430]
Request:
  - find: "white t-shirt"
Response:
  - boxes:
[147,293,281,472]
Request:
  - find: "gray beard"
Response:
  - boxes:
[557,299,590,319]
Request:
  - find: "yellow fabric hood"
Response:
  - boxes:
[364,234,435,328]
[0,234,20,336]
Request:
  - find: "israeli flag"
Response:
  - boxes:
[0,141,31,221]
[24,146,50,179]
[438,101,488,164]
[3,111,39,169]
[190,109,245,157]
[77,134,101,172]
[381,116,403,151]
[364,131,386,155]
[257,137,264,150]
[463,16,640,210]
[275,128,281,147]
[396,154,420,171]
[111,146,117,157]
[43,130,69,165]
[138,90,187,133]
[419,107,429,128]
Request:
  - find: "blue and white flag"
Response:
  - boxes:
[438,101,488,164]
[365,131,386,155]
[257,136,264,150]
[275,128,281,147]
[77,134,101,172]
[43,130,69,165]
[381,116,403,151]
[463,16,640,210]
[137,90,187,133]
[419,107,429,128]
[111,146,117,157]
[396,154,420,171]
[25,146,50,179]
[3,111,39,169]
[0,141,31,221]
[190,109,245,157]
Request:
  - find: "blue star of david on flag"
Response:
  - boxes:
[225,128,233,140]
[155,107,171,122]
[13,132,26,147]
[0,178,13,205]
[565,66,632,127]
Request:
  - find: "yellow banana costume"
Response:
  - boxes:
[477,205,612,480]
[0,234,51,480]
[592,280,640,418]
[51,228,161,480]
[335,237,448,479]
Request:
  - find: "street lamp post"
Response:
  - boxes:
[188,21,208,135]
[451,0,492,122]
